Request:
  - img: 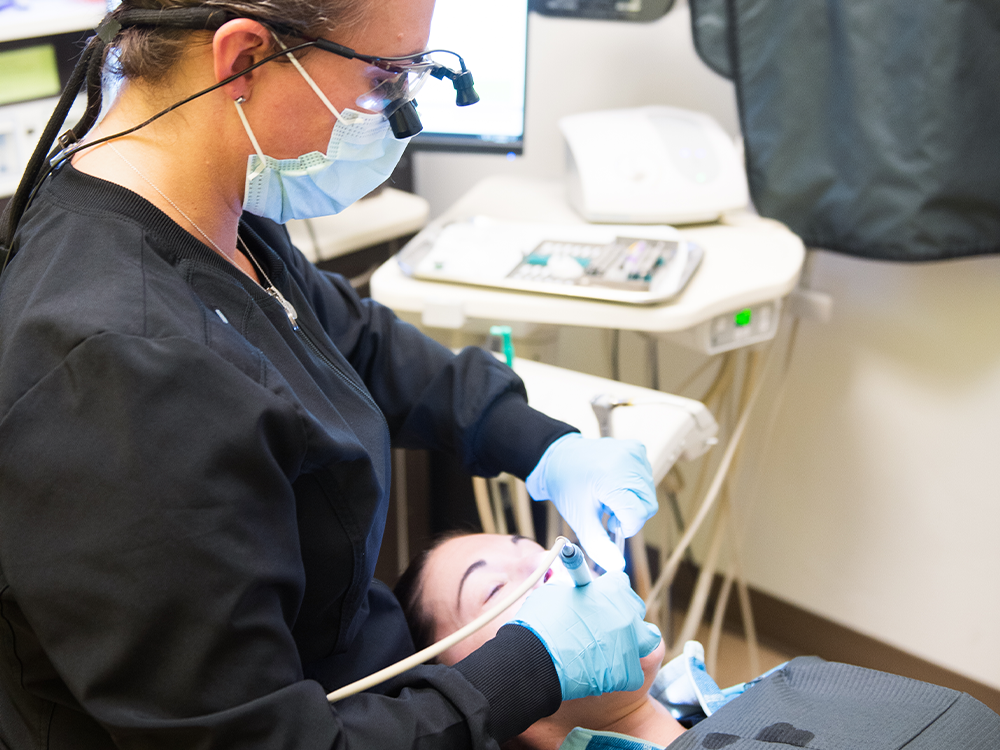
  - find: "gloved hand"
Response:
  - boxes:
[526,433,657,572]
[512,570,662,700]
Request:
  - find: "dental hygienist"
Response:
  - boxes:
[0,1,661,748]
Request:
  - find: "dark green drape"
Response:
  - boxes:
[690,0,1000,261]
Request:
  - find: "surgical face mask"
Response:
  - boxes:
[233,49,410,224]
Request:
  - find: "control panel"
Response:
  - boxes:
[661,299,782,355]
[400,217,704,305]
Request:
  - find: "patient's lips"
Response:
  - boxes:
[543,563,577,587]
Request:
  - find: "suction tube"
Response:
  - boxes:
[327,535,578,703]
[560,542,592,586]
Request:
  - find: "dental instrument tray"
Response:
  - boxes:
[396,216,703,305]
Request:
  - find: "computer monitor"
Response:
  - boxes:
[411,0,529,154]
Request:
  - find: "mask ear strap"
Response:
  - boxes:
[233,97,267,177]
[272,35,349,125]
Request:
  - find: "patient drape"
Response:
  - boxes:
[689,0,1000,261]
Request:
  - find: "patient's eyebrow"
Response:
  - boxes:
[457,559,487,608]
[457,536,528,609]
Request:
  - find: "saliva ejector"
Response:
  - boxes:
[327,536,590,703]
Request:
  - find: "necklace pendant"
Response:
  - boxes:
[268,286,299,330]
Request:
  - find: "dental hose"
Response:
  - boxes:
[327,535,584,703]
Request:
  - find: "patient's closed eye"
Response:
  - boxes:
[485,582,506,603]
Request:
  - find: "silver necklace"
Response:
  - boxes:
[99,129,299,329]
[236,233,300,329]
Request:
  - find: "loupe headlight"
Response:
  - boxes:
[312,41,480,139]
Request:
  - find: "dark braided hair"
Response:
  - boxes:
[393,530,472,654]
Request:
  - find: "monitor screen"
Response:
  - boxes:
[411,0,528,154]
[0,44,62,106]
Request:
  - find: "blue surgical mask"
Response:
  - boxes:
[234,47,410,224]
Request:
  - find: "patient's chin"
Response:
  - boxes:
[641,638,666,681]
[523,634,666,740]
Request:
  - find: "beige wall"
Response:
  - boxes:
[412,1,1000,690]
[737,250,1000,690]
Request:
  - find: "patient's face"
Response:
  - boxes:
[421,533,569,662]
[420,533,665,731]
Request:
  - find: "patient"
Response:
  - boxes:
[396,535,1000,750]
[393,532,688,750]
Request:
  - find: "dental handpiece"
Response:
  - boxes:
[560,541,592,586]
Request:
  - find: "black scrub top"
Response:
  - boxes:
[0,164,568,749]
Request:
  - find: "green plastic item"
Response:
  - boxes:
[489,325,515,367]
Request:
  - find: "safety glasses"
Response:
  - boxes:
[307,40,479,136]
[355,57,440,116]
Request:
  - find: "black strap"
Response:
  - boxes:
[105,7,300,38]
[114,7,234,31]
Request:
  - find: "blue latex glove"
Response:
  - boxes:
[512,571,662,700]
[526,433,657,572]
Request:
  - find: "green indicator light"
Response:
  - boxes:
[734,308,752,327]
